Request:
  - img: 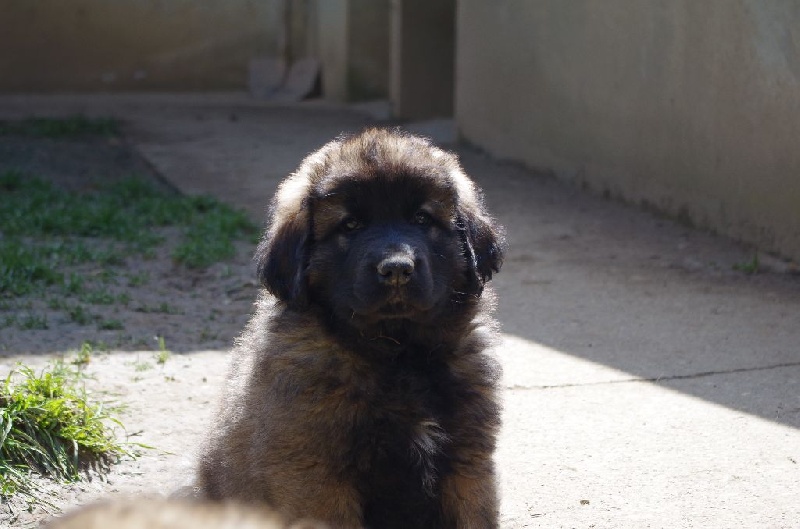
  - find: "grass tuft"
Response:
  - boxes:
[154,336,171,365]
[733,253,760,275]
[0,359,133,502]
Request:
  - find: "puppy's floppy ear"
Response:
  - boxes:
[255,209,310,308]
[458,208,505,294]
[255,177,315,308]
[452,170,505,294]
[255,142,338,308]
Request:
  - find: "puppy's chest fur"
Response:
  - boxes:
[340,352,458,526]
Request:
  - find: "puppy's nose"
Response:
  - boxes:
[377,256,415,286]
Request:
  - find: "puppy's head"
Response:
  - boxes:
[256,128,504,327]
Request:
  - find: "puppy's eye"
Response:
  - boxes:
[413,211,432,226]
[341,217,363,232]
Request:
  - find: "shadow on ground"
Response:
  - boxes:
[458,149,800,430]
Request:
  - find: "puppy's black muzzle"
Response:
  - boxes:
[350,234,437,319]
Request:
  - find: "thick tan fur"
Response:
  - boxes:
[197,129,504,529]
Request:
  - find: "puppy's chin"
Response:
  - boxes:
[361,304,426,324]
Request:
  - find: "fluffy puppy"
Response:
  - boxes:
[44,498,325,529]
[198,128,505,529]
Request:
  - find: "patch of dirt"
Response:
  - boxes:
[0,135,258,526]
[0,135,174,194]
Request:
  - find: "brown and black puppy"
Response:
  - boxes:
[198,128,505,529]
[44,498,326,529]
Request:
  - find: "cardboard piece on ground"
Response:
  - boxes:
[248,58,286,99]
[270,58,320,103]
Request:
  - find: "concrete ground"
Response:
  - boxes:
[2,94,799,528]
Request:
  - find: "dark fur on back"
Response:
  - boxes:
[198,128,505,529]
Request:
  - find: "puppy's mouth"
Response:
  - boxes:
[374,302,417,319]
[350,294,434,322]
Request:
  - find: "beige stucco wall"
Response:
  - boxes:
[0,0,283,92]
[456,0,800,261]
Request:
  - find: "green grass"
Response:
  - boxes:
[72,342,93,366]
[0,171,257,274]
[134,302,182,315]
[126,272,150,287]
[97,319,124,331]
[154,336,171,365]
[733,253,760,275]
[173,195,260,267]
[65,303,93,326]
[0,115,119,138]
[0,170,258,328]
[0,241,66,297]
[131,357,153,372]
[80,287,117,306]
[18,313,48,331]
[0,358,133,503]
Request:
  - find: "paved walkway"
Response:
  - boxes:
[2,94,798,528]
